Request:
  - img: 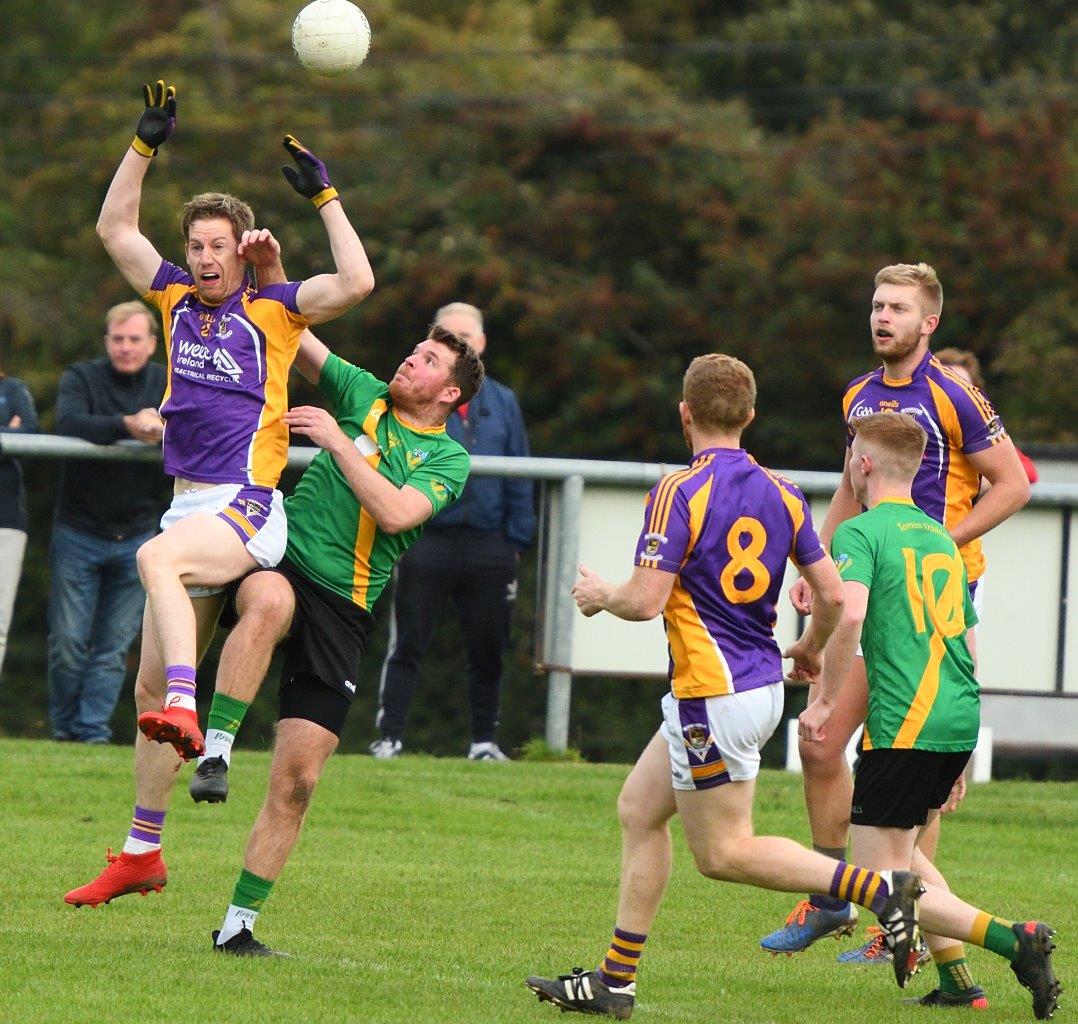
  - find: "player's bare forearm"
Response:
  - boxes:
[296,202,375,324]
[815,614,862,708]
[950,443,1030,548]
[574,564,674,621]
[96,148,160,294]
[327,439,431,534]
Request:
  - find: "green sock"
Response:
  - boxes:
[204,693,250,763]
[218,868,274,944]
[975,913,1019,962]
[934,950,976,995]
[232,868,274,912]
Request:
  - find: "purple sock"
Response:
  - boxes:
[829,861,891,915]
[128,805,166,848]
[165,664,197,711]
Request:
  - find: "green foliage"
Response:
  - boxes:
[517,736,585,762]
[0,0,1073,747]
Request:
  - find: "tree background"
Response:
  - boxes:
[0,0,1074,762]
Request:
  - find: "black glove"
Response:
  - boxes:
[281,134,339,210]
[132,80,177,157]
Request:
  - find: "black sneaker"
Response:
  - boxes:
[525,968,635,1019]
[905,986,989,1009]
[190,756,229,804]
[875,870,925,989]
[212,926,289,958]
[1010,922,1060,1020]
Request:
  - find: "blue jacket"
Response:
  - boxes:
[430,376,536,551]
[0,374,40,532]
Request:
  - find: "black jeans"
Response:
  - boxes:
[376,528,518,744]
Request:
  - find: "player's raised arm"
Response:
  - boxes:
[96,81,174,295]
[243,229,335,386]
[280,135,375,324]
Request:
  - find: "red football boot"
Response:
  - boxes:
[64,848,168,907]
[137,705,205,760]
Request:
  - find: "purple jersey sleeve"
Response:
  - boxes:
[788,484,827,567]
[635,480,692,574]
[148,258,193,293]
[256,281,304,316]
[945,380,1007,455]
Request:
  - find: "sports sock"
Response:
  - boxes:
[597,926,646,989]
[164,664,198,713]
[933,944,977,995]
[216,868,274,945]
[810,846,851,911]
[970,912,1019,962]
[828,861,892,915]
[201,692,250,765]
[123,805,165,855]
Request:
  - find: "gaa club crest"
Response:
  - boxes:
[682,722,713,760]
[642,531,667,558]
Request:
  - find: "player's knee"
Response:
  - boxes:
[135,536,170,582]
[799,733,849,773]
[689,846,737,882]
[238,582,293,639]
[276,766,320,814]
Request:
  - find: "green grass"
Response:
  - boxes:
[1,737,1073,1024]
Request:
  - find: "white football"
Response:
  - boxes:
[292,0,371,77]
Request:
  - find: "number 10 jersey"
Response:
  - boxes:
[635,447,826,699]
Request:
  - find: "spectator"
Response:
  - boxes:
[371,302,536,761]
[0,365,40,680]
[48,301,167,743]
[935,348,1039,484]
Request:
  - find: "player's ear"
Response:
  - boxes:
[443,383,462,408]
[743,407,756,429]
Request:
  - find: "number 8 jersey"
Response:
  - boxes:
[636,447,826,698]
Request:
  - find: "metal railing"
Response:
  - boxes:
[4,432,1077,751]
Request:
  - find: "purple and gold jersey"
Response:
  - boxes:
[144,260,309,487]
[636,447,826,699]
[842,350,1008,582]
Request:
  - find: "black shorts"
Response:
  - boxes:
[850,749,973,829]
[222,557,374,737]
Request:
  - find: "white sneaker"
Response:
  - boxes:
[369,738,403,759]
[468,741,510,762]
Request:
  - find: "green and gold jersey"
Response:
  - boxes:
[831,498,979,752]
[284,354,470,611]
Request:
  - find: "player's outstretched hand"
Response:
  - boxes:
[281,135,339,209]
[132,80,177,157]
[238,228,282,269]
[284,405,348,453]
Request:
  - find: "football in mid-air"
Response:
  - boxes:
[292,0,371,77]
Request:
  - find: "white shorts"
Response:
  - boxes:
[159,483,287,597]
[660,684,784,791]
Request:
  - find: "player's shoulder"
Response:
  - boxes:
[844,366,882,394]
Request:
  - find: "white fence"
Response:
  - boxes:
[3,433,1076,754]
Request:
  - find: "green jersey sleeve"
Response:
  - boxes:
[830,519,877,588]
[318,353,386,412]
[406,445,471,517]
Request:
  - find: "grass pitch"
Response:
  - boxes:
[1,737,1072,1023]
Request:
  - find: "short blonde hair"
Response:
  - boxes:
[105,301,156,335]
[874,262,943,317]
[436,302,484,330]
[852,412,927,481]
[683,354,756,433]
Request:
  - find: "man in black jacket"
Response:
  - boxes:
[48,301,167,743]
[371,302,535,761]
